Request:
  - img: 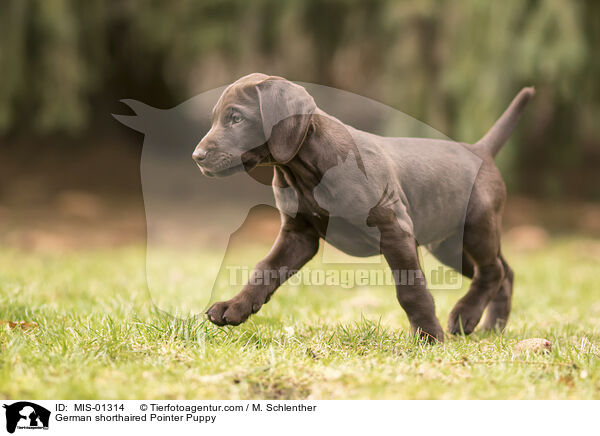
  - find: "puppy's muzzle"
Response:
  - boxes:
[192,147,209,165]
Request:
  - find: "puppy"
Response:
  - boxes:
[194,73,533,341]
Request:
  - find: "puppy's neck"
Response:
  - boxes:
[283,112,360,188]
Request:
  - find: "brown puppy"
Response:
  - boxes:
[194,73,533,342]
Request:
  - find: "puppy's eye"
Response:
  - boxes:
[231,113,243,124]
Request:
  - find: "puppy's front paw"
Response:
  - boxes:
[412,321,445,343]
[206,298,254,326]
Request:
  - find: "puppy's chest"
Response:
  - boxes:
[273,183,329,231]
[273,183,382,255]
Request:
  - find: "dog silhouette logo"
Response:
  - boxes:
[2,402,50,433]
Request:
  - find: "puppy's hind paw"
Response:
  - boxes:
[448,305,482,335]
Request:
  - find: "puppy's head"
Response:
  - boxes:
[193,73,316,177]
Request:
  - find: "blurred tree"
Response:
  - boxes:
[0,0,598,198]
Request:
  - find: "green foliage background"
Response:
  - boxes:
[1,0,599,198]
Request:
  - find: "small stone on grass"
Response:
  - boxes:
[513,338,552,354]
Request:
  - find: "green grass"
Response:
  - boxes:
[0,237,599,399]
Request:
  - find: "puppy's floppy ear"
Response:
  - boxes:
[257,78,316,163]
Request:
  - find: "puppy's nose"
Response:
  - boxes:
[193,148,208,163]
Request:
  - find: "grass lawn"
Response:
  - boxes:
[0,237,599,399]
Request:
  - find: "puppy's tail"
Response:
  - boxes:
[476,87,535,158]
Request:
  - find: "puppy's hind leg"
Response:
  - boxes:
[481,253,513,331]
[448,213,505,335]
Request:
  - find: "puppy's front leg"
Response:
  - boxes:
[383,232,444,342]
[207,217,319,326]
[368,206,444,342]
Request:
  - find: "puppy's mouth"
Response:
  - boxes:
[195,151,238,177]
[196,150,267,178]
[200,162,245,177]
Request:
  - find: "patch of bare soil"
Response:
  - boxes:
[245,373,312,400]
